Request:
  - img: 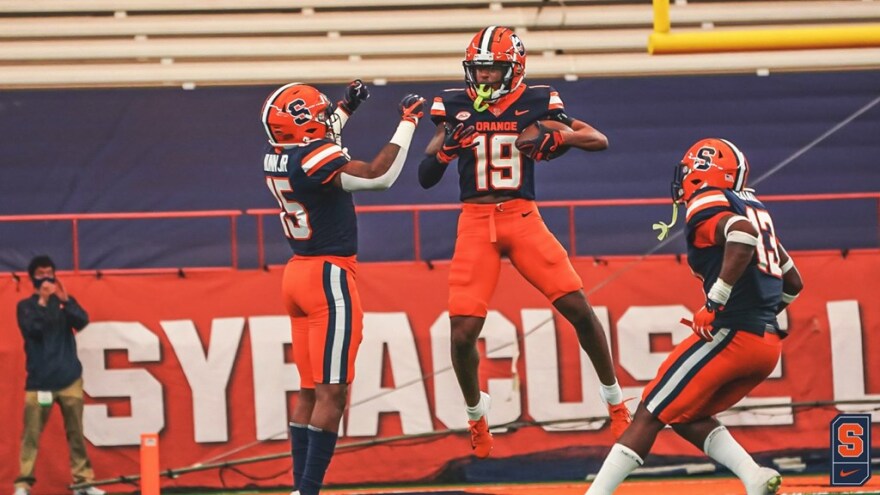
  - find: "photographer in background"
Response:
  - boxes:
[13,255,104,495]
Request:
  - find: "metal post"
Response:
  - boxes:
[413,210,421,262]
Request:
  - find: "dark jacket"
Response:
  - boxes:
[17,294,89,391]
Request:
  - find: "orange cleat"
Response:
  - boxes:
[468,416,493,458]
[607,401,633,439]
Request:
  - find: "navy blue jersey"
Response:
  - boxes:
[262,139,357,256]
[430,84,567,201]
[685,188,784,334]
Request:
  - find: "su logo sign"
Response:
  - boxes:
[830,414,872,486]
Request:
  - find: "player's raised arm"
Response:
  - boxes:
[333,94,425,192]
[776,244,804,314]
[331,79,370,137]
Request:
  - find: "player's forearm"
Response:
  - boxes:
[340,121,415,191]
[418,154,448,189]
[717,242,755,288]
[777,251,803,313]
[564,121,608,151]
[330,106,350,138]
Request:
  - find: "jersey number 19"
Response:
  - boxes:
[472,134,523,191]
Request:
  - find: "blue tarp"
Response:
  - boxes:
[1,71,878,269]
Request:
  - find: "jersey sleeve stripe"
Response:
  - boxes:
[686,193,729,221]
[305,151,344,177]
[303,144,344,176]
[548,92,564,110]
[430,98,446,116]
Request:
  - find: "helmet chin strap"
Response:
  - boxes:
[473,84,493,112]
[652,202,679,241]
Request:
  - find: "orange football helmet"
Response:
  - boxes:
[260,83,337,146]
[672,138,750,203]
[463,26,526,103]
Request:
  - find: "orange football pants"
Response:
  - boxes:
[448,198,582,317]
[282,255,363,388]
[642,327,781,424]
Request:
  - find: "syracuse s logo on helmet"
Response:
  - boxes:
[287,99,312,126]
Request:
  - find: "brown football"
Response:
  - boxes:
[515,120,572,160]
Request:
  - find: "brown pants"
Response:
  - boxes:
[15,377,95,489]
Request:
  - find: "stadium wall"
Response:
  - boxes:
[1,70,879,269]
[1,252,878,493]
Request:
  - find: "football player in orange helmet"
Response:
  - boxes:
[261,83,340,146]
[673,137,750,204]
[462,26,527,111]
[262,81,425,495]
[419,26,631,459]
[587,139,803,495]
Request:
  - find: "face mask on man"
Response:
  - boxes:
[32,277,56,289]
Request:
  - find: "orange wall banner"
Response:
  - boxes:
[1,252,878,493]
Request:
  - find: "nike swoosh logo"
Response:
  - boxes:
[521,211,533,217]
[514,110,529,116]
[840,469,860,477]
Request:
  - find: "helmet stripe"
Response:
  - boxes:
[719,138,747,190]
[480,25,498,54]
[261,81,302,144]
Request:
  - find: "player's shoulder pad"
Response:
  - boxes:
[686,187,732,224]
[300,139,347,177]
[729,188,765,208]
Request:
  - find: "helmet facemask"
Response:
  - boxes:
[315,99,340,144]
[463,60,521,103]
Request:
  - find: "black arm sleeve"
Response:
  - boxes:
[418,154,449,189]
[63,296,89,331]
[545,109,575,127]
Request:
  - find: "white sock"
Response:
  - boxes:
[465,392,489,421]
[599,381,623,406]
[703,426,761,483]
[585,443,643,495]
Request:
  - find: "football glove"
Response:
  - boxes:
[680,299,724,342]
[437,122,478,164]
[338,79,370,115]
[519,122,564,161]
[399,94,425,125]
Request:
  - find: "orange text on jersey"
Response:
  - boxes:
[475,121,519,132]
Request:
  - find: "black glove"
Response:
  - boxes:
[399,94,425,124]
[338,79,370,115]
[437,123,478,164]
[519,122,564,161]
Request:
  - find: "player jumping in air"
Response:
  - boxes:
[419,26,632,458]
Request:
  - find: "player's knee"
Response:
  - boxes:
[556,300,596,334]
[449,294,487,320]
[450,323,481,350]
[316,384,348,412]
